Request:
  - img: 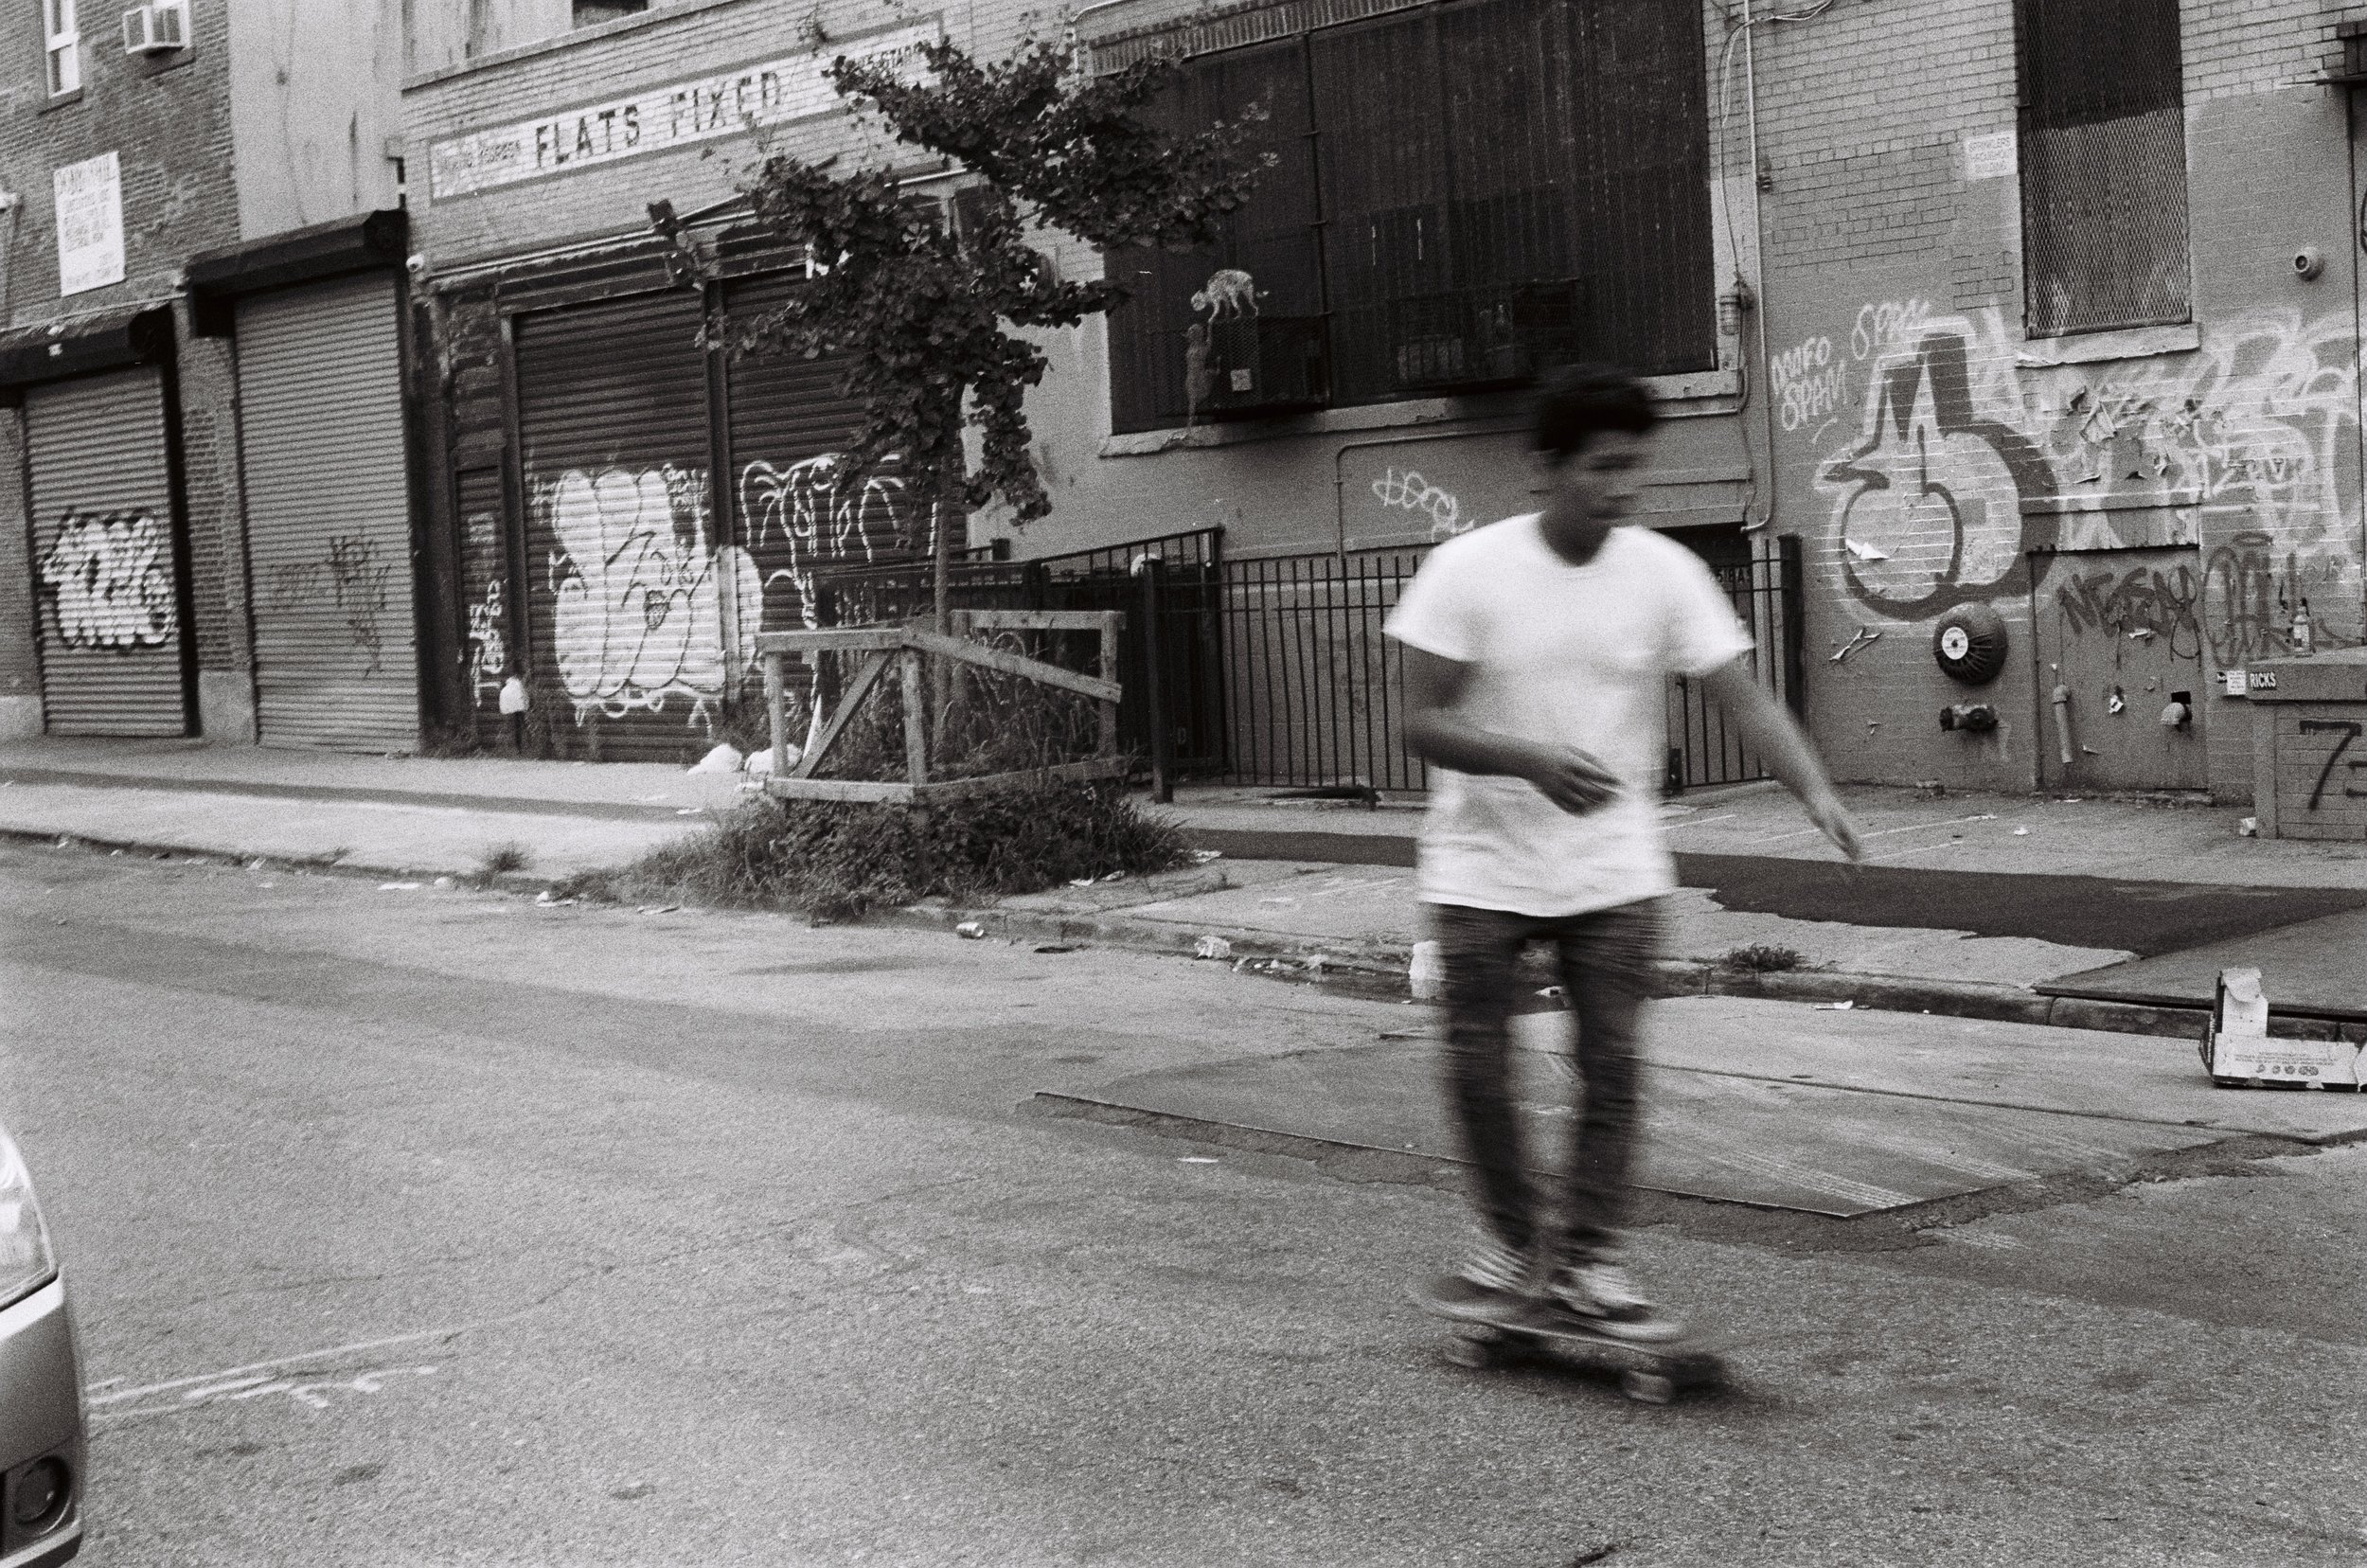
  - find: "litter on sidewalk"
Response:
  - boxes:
[2201,967,2361,1090]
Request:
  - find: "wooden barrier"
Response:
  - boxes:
[753,613,1126,805]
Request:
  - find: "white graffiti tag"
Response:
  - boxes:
[38,510,177,650]
[1771,335,1847,434]
[1371,468,1464,539]
[466,579,507,704]
[541,467,762,726]
[738,455,912,627]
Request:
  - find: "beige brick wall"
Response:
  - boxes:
[1751,0,2362,802]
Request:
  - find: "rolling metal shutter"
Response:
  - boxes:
[721,274,908,635]
[239,275,418,750]
[24,369,190,736]
[514,291,721,761]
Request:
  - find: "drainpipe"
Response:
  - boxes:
[1740,0,1780,536]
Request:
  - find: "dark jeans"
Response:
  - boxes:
[1432,898,1663,1267]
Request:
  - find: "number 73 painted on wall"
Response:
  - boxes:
[2297,720,2367,811]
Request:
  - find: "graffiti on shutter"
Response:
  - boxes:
[737,454,915,632]
[37,509,178,650]
[538,464,762,726]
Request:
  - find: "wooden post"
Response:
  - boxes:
[899,648,930,788]
[763,651,790,777]
[1096,612,1122,758]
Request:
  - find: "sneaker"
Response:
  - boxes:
[1455,1237,1535,1296]
[1545,1260,1686,1343]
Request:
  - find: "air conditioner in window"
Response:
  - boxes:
[123,0,187,53]
[1188,315,1327,417]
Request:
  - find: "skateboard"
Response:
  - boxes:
[1415,1275,1724,1404]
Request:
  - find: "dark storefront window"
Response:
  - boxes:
[2018,0,2190,337]
[1106,0,1715,433]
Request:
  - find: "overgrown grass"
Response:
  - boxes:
[1718,942,1810,973]
[478,840,532,877]
[558,777,1186,921]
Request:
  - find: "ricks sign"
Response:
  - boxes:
[427,22,938,202]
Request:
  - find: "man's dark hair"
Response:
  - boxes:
[1532,364,1658,466]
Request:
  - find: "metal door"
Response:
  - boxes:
[514,291,721,761]
[723,274,920,642]
[2031,545,2208,791]
[24,368,190,736]
[240,275,418,750]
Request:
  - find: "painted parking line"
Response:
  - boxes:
[86,1323,472,1410]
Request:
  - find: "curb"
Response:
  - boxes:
[15,823,2357,1048]
[0,826,564,899]
[886,897,2367,1046]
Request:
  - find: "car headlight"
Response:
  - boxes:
[0,1123,58,1310]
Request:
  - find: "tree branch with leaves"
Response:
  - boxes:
[733,37,1268,625]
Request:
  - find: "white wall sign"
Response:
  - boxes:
[54,151,126,297]
[427,22,939,202]
[1962,130,2017,183]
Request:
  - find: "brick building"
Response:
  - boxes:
[0,0,413,749]
[399,0,2367,809]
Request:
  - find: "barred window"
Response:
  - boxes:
[2018,0,2190,337]
[1106,0,1715,434]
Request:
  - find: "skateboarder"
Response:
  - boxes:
[1386,364,1863,1341]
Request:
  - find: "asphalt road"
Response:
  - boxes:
[2,842,2362,1567]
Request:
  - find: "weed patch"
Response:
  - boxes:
[1719,943,1812,973]
[571,778,1185,921]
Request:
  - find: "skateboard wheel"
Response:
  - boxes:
[1622,1369,1676,1405]
[1444,1334,1496,1370]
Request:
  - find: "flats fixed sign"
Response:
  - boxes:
[426,21,939,202]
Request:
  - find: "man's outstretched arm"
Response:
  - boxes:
[1696,656,1864,861]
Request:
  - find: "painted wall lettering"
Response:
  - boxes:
[427,24,940,199]
[38,510,177,650]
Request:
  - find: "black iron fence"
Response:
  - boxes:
[812,526,1801,795]
[1221,532,1803,794]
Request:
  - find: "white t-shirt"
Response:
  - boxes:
[1383,516,1754,918]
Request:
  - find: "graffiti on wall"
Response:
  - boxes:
[37,510,178,651]
[466,580,507,704]
[1811,304,2361,666]
[328,535,395,676]
[2053,559,2202,660]
[737,455,913,625]
[539,466,762,726]
[1771,335,1847,435]
[1370,468,1465,540]
[257,535,398,674]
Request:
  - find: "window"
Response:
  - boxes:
[2018,0,2189,336]
[573,0,649,24]
[1106,0,1715,432]
[43,0,79,96]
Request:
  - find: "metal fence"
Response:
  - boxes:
[1221,533,1803,794]
[1221,546,1433,791]
[813,526,1802,795]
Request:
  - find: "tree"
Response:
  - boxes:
[731,37,1269,629]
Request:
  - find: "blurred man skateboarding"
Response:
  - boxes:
[1387,365,1863,1340]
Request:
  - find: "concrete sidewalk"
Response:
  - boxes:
[3,737,2361,1037]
